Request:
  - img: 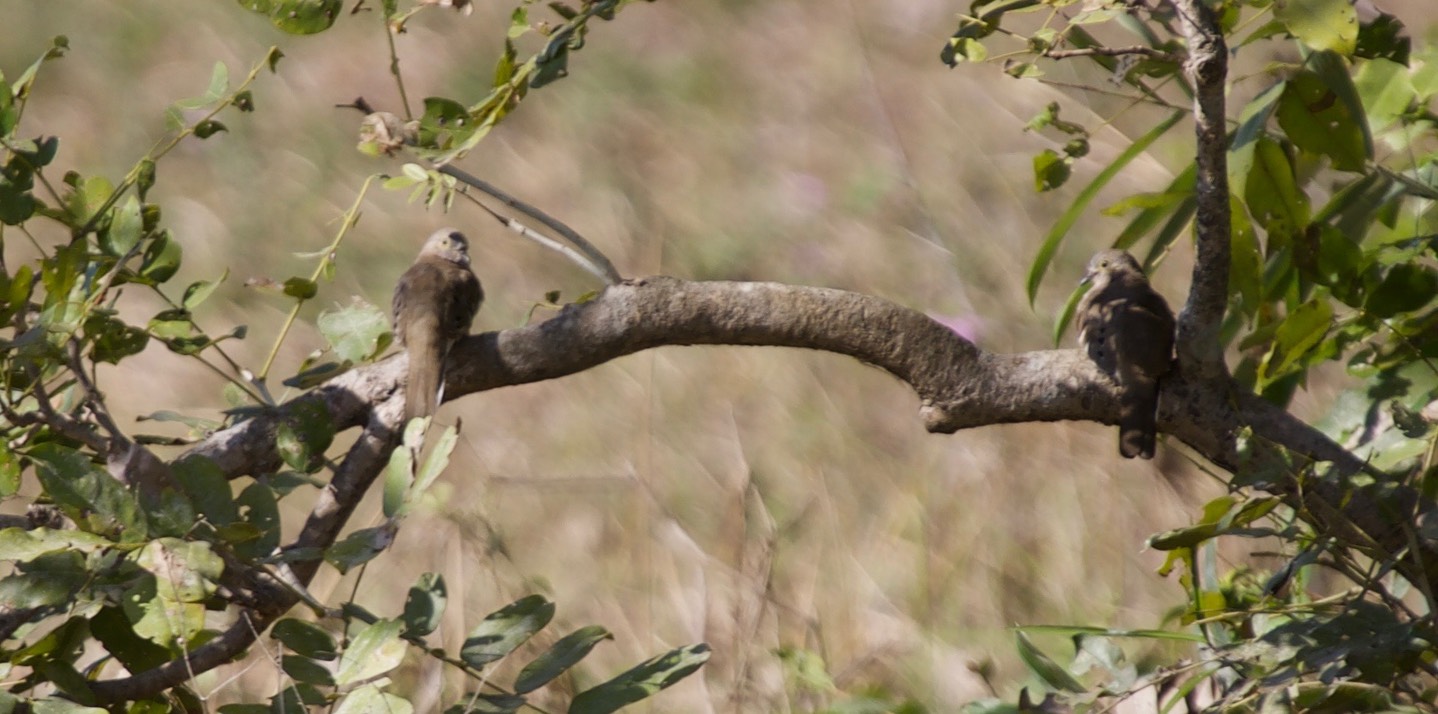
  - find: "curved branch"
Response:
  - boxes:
[119,275,1426,703]
[188,277,1359,480]
[1171,0,1231,378]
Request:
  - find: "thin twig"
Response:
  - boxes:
[257,174,379,382]
[383,16,413,120]
[66,340,125,444]
[437,164,623,285]
[21,369,109,453]
[1045,46,1181,63]
[457,190,616,286]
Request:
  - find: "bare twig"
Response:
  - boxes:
[1044,46,1181,63]
[21,370,110,453]
[438,164,624,285]
[67,340,125,444]
[458,190,619,287]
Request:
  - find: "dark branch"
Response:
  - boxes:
[90,275,1410,702]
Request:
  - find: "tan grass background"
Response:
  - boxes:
[4,1,1436,710]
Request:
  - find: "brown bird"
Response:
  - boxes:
[1076,249,1175,459]
[392,228,483,422]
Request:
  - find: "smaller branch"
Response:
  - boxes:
[66,340,125,445]
[1170,0,1231,378]
[18,372,110,454]
[1044,46,1181,63]
[382,16,413,120]
[458,190,616,287]
[1035,78,1185,111]
[437,164,623,285]
[288,406,404,585]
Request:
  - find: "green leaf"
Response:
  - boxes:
[1365,263,1438,317]
[136,538,223,603]
[84,313,150,364]
[334,685,413,714]
[0,76,17,135]
[1013,630,1085,694]
[171,456,238,526]
[67,174,114,227]
[1025,109,1184,304]
[1032,149,1070,192]
[272,618,338,660]
[385,417,427,518]
[515,626,613,693]
[232,482,281,561]
[1244,137,1310,235]
[334,618,407,686]
[1260,298,1333,381]
[243,0,342,34]
[508,7,531,39]
[318,300,391,363]
[532,43,570,89]
[100,196,143,256]
[417,97,475,151]
[413,423,458,495]
[276,399,334,473]
[11,36,69,101]
[282,654,336,686]
[1354,58,1415,135]
[947,37,987,63]
[123,578,204,648]
[30,443,148,541]
[460,594,555,668]
[90,606,172,672]
[182,269,228,309]
[12,615,88,665]
[282,277,318,299]
[0,175,36,225]
[324,525,394,573]
[0,552,87,608]
[1355,12,1409,63]
[1275,69,1368,172]
[194,120,228,139]
[0,447,20,497]
[568,643,711,714]
[402,572,447,637]
[441,695,524,714]
[1230,195,1263,318]
[0,527,112,562]
[31,699,105,714]
[206,61,230,99]
[140,230,182,282]
[1274,0,1357,55]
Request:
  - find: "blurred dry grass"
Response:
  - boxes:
[5,1,1437,710]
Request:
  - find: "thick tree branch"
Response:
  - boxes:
[187,276,1369,485]
[89,275,1421,703]
[1171,0,1230,378]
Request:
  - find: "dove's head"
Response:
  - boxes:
[419,228,472,267]
[1081,249,1144,288]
